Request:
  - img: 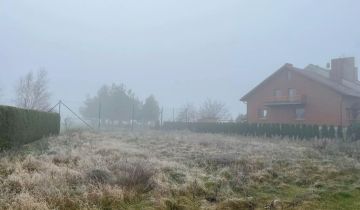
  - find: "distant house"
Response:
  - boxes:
[241,57,360,126]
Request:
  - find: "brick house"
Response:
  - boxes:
[241,57,360,126]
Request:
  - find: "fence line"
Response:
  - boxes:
[48,100,95,131]
[162,121,350,140]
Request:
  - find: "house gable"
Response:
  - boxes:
[241,64,293,101]
[241,58,360,126]
[243,65,344,125]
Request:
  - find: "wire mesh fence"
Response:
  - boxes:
[47,100,236,132]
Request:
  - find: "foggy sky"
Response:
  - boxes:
[1,0,360,118]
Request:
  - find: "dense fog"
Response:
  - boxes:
[1,0,360,119]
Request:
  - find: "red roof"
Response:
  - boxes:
[241,63,360,101]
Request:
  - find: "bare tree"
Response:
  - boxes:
[177,103,198,122]
[15,69,51,111]
[198,99,230,122]
[235,113,247,123]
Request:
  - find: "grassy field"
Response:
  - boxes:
[0,130,360,209]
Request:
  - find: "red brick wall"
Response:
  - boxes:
[245,67,344,125]
[342,96,360,126]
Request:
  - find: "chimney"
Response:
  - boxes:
[330,57,358,83]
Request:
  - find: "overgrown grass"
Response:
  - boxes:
[0,130,359,209]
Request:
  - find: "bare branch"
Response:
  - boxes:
[177,103,198,122]
[198,99,230,122]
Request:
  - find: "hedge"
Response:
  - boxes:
[0,105,60,149]
[346,123,360,141]
[162,122,348,140]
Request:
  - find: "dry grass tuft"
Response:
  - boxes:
[86,169,113,184]
[111,160,155,193]
[22,156,43,172]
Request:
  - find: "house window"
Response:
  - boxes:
[273,89,282,97]
[258,108,268,119]
[288,88,297,100]
[295,108,305,120]
[288,71,292,80]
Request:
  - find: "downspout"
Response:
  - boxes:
[241,100,248,122]
[340,96,343,127]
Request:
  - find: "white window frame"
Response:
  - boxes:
[295,107,305,120]
[258,108,268,120]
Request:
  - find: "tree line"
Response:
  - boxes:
[80,83,160,125]
[3,69,234,126]
[2,69,161,126]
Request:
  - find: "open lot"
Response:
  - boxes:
[0,130,360,210]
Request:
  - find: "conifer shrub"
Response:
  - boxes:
[280,124,288,138]
[289,124,296,139]
[321,125,329,138]
[295,124,302,139]
[328,125,336,139]
[309,125,315,138]
[337,126,343,139]
[313,125,320,139]
[266,123,272,137]
[302,124,309,140]
[347,123,360,141]
[307,125,313,139]
[270,124,279,137]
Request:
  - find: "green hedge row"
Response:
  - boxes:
[163,122,346,140]
[0,105,60,149]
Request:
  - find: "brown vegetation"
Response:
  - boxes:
[0,130,359,209]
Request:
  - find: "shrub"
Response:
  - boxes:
[273,124,281,137]
[0,105,60,149]
[328,126,336,139]
[321,125,329,138]
[347,123,360,141]
[303,124,313,140]
[337,126,344,139]
[295,124,302,139]
[111,161,155,193]
[280,124,289,137]
[313,125,320,138]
